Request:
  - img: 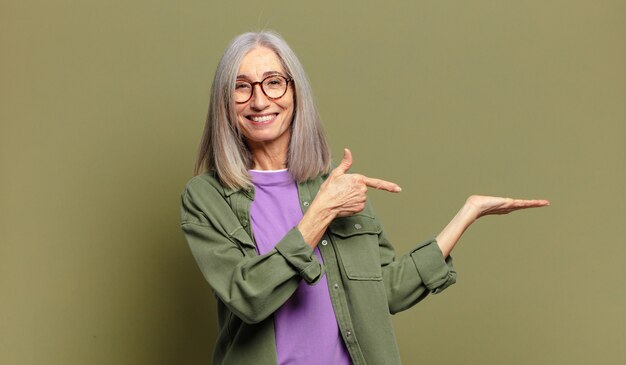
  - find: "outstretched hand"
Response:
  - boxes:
[318,148,401,217]
[465,195,550,219]
[435,195,550,257]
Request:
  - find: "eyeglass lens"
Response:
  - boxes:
[235,75,289,103]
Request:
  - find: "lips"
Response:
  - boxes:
[247,113,277,124]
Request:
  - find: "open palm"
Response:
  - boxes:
[466,195,550,219]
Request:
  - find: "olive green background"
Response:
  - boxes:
[1,0,625,364]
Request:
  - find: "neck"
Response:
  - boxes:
[247,140,289,171]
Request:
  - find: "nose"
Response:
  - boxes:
[249,83,270,110]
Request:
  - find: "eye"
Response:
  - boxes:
[235,81,251,90]
[264,76,285,88]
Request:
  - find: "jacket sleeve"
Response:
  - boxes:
[376,215,457,314]
[180,177,324,324]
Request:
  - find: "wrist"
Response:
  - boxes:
[298,201,336,248]
[463,197,482,222]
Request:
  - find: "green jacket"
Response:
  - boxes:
[180,172,456,364]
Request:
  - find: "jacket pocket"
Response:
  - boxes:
[329,214,383,281]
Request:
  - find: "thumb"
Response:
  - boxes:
[333,148,353,175]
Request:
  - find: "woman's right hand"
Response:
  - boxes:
[317,148,402,217]
[297,149,401,247]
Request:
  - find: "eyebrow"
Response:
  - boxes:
[236,71,285,80]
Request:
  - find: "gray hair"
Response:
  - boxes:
[194,31,331,188]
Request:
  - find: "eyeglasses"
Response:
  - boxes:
[234,75,293,104]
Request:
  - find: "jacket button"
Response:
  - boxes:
[321,239,328,246]
[242,219,248,227]
[346,330,352,337]
[333,283,339,289]
[303,201,310,207]
[354,223,362,230]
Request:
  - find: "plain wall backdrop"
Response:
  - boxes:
[1,1,625,364]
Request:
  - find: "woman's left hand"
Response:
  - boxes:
[436,195,550,257]
[465,195,550,220]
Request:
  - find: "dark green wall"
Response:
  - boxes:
[2,1,625,364]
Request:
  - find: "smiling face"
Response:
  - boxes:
[234,46,295,156]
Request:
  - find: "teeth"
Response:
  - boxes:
[250,115,275,123]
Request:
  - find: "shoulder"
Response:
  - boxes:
[179,173,245,236]
[180,172,235,224]
[183,171,223,194]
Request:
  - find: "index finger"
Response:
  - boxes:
[363,176,402,193]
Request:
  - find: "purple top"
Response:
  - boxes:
[249,169,352,365]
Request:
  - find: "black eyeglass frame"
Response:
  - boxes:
[234,75,293,104]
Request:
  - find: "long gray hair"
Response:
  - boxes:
[194,31,331,188]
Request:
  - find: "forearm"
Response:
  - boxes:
[435,201,479,257]
[183,223,324,324]
[382,238,457,313]
[297,199,337,247]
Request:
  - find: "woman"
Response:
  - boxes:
[180,31,549,365]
